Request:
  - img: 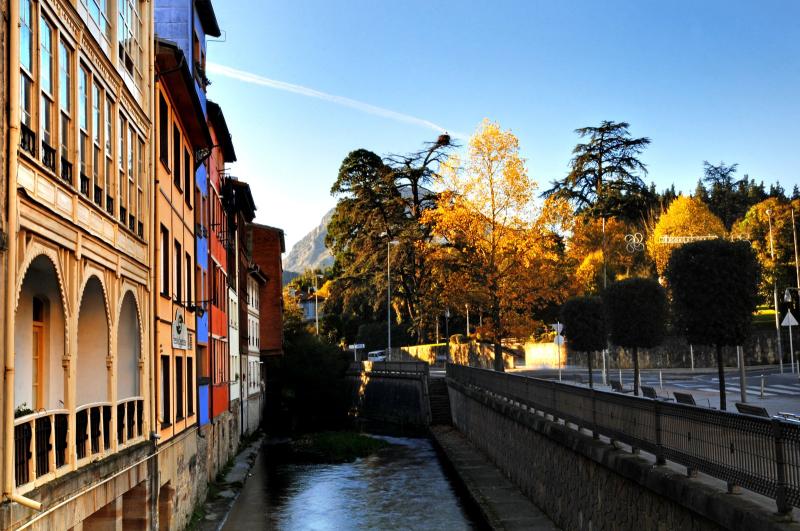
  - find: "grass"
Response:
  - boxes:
[286,431,391,464]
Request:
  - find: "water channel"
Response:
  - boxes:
[224,435,481,530]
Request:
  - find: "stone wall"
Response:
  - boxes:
[447,379,792,531]
[567,327,783,370]
[449,342,516,369]
[348,371,430,427]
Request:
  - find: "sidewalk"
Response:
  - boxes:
[431,425,558,530]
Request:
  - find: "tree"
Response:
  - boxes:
[665,239,760,411]
[544,120,654,223]
[648,195,727,275]
[561,296,606,388]
[325,138,453,345]
[731,198,799,305]
[424,119,569,371]
[604,278,667,396]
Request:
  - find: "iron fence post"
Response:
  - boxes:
[591,388,599,439]
[654,402,665,465]
[773,419,792,514]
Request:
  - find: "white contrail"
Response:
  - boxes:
[207,62,463,138]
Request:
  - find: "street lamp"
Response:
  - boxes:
[380,233,399,355]
[313,273,323,336]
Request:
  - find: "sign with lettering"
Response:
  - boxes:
[172,308,190,350]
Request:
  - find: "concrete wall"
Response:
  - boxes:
[448,378,790,531]
[348,370,430,427]
[566,327,783,370]
[76,277,110,405]
[449,342,516,369]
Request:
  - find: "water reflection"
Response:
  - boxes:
[264,435,478,530]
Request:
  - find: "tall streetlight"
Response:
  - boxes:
[313,273,323,336]
[767,209,785,372]
[380,233,399,354]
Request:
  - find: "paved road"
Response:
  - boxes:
[511,365,800,415]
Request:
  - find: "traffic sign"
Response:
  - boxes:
[348,343,365,350]
[554,335,564,346]
[782,312,799,328]
[551,322,563,334]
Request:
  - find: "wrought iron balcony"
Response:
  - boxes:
[128,214,135,232]
[60,157,73,185]
[41,142,56,172]
[120,206,127,224]
[138,221,144,239]
[106,195,114,216]
[80,174,90,196]
[20,124,36,157]
[94,185,103,207]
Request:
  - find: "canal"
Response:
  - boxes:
[223,435,482,530]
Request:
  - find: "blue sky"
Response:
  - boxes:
[205,1,800,252]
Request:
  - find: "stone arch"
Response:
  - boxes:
[15,242,69,317]
[76,275,111,405]
[14,253,67,410]
[117,289,142,398]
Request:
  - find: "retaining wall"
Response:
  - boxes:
[348,366,430,427]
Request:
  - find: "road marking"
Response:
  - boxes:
[770,385,800,392]
[697,386,777,397]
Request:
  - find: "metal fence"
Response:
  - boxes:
[447,363,800,513]
[348,361,430,377]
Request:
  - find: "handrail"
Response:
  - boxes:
[116,396,144,405]
[76,401,113,413]
[447,363,800,514]
[13,409,69,426]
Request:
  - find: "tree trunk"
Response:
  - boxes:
[493,341,504,372]
[633,346,640,396]
[587,351,593,389]
[717,343,726,411]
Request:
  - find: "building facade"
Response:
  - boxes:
[3,0,154,527]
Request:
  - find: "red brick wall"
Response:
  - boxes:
[251,224,284,355]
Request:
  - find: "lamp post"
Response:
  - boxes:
[465,304,470,337]
[767,209,785,373]
[380,234,400,355]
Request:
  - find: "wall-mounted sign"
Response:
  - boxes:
[172,308,190,350]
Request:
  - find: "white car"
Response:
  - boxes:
[367,350,387,362]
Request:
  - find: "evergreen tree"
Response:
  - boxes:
[544,121,654,223]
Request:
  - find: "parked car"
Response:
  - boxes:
[367,350,387,362]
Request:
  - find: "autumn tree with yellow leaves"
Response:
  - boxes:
[423,120,569,371]
[648,194,727,275]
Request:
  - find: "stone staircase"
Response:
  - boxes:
[428,377,452,425]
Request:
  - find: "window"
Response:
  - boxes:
[20,0,33,129]
[175,357,184,421]
[160,225,169,296]
[160,355,170,428]
[84,0,111,39]
[184,148,191,207]
[40,19,54,149]
[105,98,113,204]
[159,94,169,167]
[118,0,143,84]
[175,241,182,302]
[173,124,181,190]
[118,115,127,217]
[187,357,194,416]
[58,43,72,175]
[92,84,102,184]
[186,252,192,305]
[78,67,89,176]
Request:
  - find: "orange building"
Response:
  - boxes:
[153,39,210,443]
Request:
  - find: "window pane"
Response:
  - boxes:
[60,113,70,159]
[40,96,52,145]
[40,19,53,94]
[59,43,72,112]
[20,0,32,71]
[20,76,33,127]
[92,85,101,144]
[78,68,88,131]
[105,100,113,153]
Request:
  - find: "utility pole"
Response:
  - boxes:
[767,209,784,373]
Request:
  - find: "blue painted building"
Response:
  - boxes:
[154,0,221,426]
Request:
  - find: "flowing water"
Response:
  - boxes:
[261,435,480,530]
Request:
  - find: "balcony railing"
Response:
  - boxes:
[120,206,127,224]
[137,221,144,239]
[61,157,73,186]
[128,214,136,233]
[42,142,56,171]
[106,195,114,216]
[80,173,90,196]
[75,402,112,462]
[94,185,103,207]
[20,124,36,157]
[14,410,69,488]
[117,396,145,446]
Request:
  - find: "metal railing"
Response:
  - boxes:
[447,363,800,513]
[348,361,430,377]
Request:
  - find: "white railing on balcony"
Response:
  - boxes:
[14,397,145,492]
[14,409,69,489]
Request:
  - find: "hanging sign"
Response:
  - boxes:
[172,308,190,350]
